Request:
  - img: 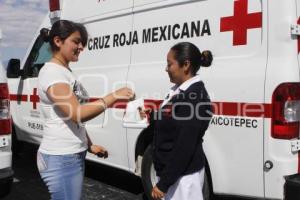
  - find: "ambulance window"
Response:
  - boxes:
[23,36,52,78]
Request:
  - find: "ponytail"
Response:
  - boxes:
[200,50,213,67]
[40,28,50,42]
[39,20,88,52]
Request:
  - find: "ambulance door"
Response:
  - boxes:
[128,0,266,197]
[68,3,134,170]
[8,35,52,144]
[263,0,300,199]
[297,0,300,60]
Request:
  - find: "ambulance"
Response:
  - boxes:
[0,28,13,197]
[5,0,300,199]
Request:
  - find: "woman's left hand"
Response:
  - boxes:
[88,144,108,158]
[151,185,165,200]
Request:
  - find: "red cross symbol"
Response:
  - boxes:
[30,88,40,109]
[220,0,262,46]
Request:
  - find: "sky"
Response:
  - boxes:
[0,0,48,65]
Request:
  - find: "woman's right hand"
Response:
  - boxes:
[113,87,135,101]
[138,107,152,120]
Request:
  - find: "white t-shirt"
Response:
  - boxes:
[38,62,88,155]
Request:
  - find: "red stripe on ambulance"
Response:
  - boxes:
[11,94,272,118]
[213,102,271,118]
[143,99,272,118]
[9,94,27,102]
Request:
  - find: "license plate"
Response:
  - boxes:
[0,136,9,147]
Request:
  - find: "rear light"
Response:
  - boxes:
[272,83,300,139]
[284,100,300,122]
[49,0,60,12]
[0,83,11,135]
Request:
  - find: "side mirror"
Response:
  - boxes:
[7,59,22,78]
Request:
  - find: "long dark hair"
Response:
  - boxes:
[170,42,213,75]
[40,20,88,52]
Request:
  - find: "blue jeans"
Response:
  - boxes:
[37,151,87,200]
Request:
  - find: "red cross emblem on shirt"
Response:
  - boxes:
[30,88,40,109]
[220,0,262,46]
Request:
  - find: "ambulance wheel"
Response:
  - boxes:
[141,145,156,200]
[203,167,213,200]
[0,178,12,198]
[12,125,23,155]
[141,145,212,200]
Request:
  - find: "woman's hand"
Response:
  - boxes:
[113,87,135,101]
[138,107,152,120]
[151,186,165,200]
[88,144,108,159]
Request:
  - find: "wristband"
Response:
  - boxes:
[99,98,107,110]
[99,98,107,128]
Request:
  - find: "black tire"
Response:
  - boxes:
[11,125,24,156]
[0,178,12,198]
[141,145,155,200]
[203,169,212,200]
[141,145,212,200]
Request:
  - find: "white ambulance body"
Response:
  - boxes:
[6,0,300,199]
[0,28,13,197]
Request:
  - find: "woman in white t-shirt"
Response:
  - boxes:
[36,20,134,200]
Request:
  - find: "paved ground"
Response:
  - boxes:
[1,143,245,200]
[2,143,146,200]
